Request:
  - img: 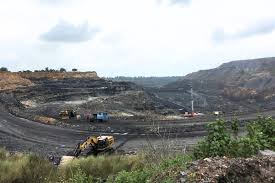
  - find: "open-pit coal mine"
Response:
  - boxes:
[1,59,275,157]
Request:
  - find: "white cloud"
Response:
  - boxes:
[40,21,99,43]
[0,0,275,76]
[213,18,275,42]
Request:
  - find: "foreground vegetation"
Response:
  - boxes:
[0,117,274,183]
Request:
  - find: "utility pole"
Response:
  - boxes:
[191,82,194,113]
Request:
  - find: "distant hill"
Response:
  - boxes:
[184,57,275,89]
[110,76,183,88]
[159,57,275,113]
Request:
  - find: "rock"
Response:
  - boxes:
[59,156,75,167]
[259,150,275,157]
[180,171,187,177]
[204,158,212,162]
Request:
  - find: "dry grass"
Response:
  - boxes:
[0,149,56,183]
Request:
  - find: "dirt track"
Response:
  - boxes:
[0,107,201,156]
[1,105,275,156]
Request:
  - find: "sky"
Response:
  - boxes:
[0,0,275,77]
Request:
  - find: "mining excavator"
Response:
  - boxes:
[55,135,115,166]
[70,135,114,157]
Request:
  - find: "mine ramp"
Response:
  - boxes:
[50,135,115,166]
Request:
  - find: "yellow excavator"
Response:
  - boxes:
[55,135,114,166]
[71,135,115,157]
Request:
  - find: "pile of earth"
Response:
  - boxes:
[179,156,275,183]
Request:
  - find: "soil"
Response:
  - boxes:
[179,156,275,183]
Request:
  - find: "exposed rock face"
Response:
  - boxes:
[185,57,275,90]
[160,57,275,113]
[0,72,34,91]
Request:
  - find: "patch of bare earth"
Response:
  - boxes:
[34,116,57,125]
[0,72,34,91]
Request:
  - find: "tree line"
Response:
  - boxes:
[0,67,78,72]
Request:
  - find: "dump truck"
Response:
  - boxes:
[90,112,109,122]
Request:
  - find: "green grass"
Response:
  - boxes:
[0,149,192,183]
[0,150,56,183]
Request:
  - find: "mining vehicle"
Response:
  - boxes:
[59,109,76,120]
[184,111,195,117]
[71,135,114,157]
[55,135,114,166]
[90,112,109,122]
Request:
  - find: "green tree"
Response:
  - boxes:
[60,68,66,72]
[0,67,8,72]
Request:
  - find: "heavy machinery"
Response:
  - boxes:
[70,135,114,157]
[90,112,109,122]
[59,109,76,120]
[54,135,114,166]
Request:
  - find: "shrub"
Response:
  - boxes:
[60,68,66,72]
[0,150,56,183]
[20,154,57,183]
[193,117,275,159]
[0,67,8,72]
[193,119,233,158]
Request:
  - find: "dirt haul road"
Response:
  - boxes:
[0,107,200,156]
[1,106,275,156]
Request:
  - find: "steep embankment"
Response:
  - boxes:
[1,71,171,120]
[161,57,275,113]
[0,72,34,91]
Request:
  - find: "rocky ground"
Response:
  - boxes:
[179,156,275,183]
[0,71,186,122]
[148,57,275,114]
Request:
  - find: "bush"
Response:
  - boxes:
[193,119,232,158]
[193,117,275,159]
[0,67,8,72]
[60,68,66,72]
[0,150,56,183]
[20,155,57,183]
